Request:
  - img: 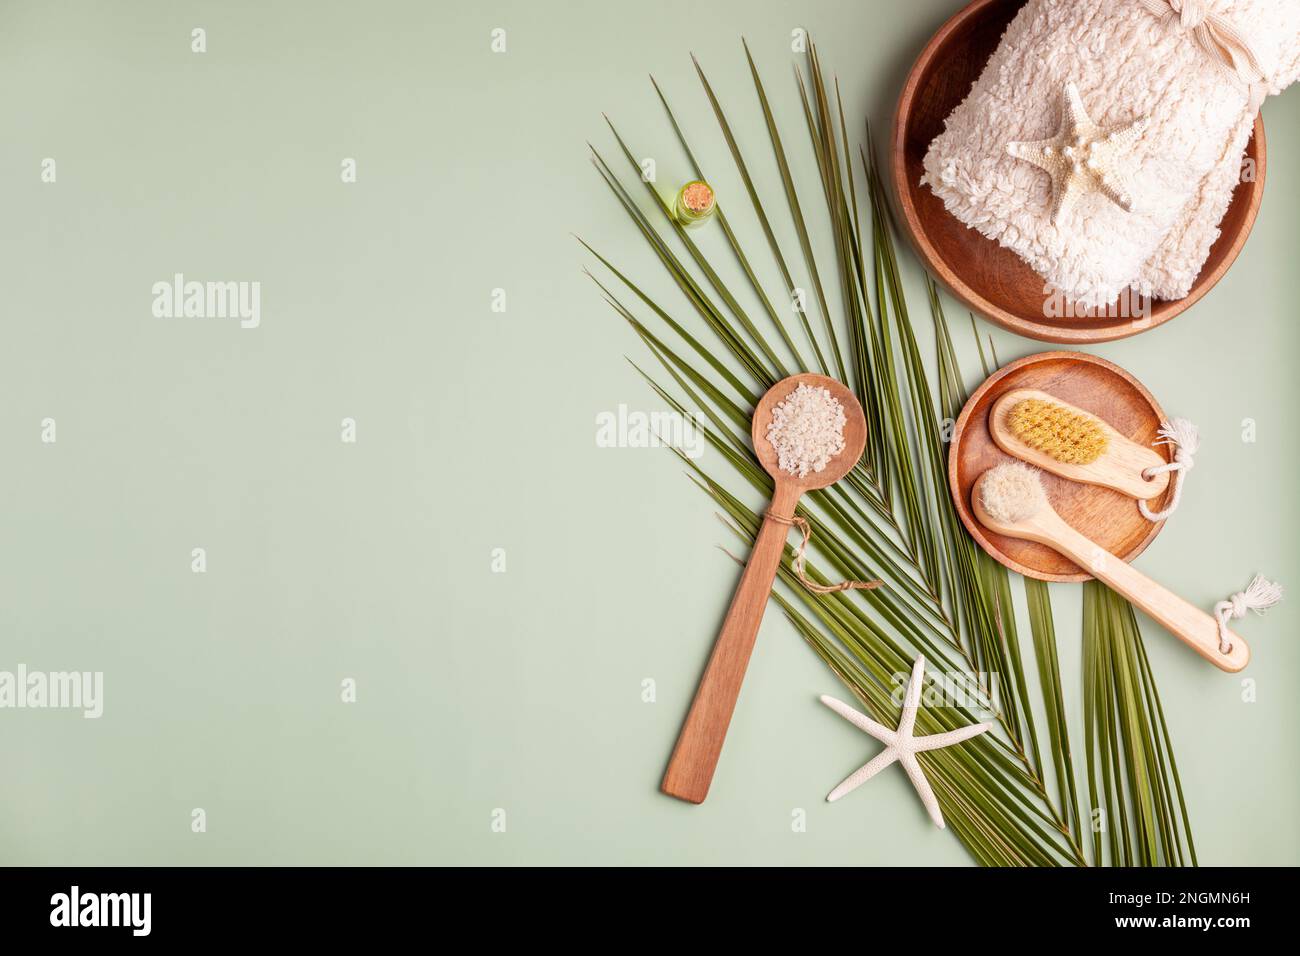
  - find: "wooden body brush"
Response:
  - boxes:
[662,373,867,804]
[989,389,1169,500]
[973,462,1249,671]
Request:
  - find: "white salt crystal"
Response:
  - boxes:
[765,383,847,478]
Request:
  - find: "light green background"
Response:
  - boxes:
[0,0,1296,866]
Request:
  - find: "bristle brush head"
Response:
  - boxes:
[980,463,1047,523]
[1008,398,1108,465]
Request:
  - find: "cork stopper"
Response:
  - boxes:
[680,181,714,213]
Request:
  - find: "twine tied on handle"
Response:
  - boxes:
[1138,418,1199,521]
[765,511,882,595]
[1214,575,1284,653]
[1137,0,1273,112]
[1129,422,1285,654]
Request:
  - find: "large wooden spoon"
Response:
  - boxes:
[662,373,867,803]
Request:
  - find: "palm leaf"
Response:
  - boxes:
[586,39,1194,866]
[1082,582,1197,865]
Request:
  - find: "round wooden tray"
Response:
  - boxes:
[949,352,1174,582]
[890,0,1266,345]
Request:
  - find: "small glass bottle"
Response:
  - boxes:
[673,180,716,227]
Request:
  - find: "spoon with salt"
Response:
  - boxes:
[662,373,868,804]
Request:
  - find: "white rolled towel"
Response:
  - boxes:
[921,0,1300,310]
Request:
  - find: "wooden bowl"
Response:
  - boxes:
[949,352,1174,582]
[890,0,1266,344]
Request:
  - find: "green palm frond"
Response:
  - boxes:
[1084,582,1197,865]
[585,40,1194,867]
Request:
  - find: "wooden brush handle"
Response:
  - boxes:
[1047,518,1250,672]
[662,483,801,803]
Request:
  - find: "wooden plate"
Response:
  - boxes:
[890,0,1266,344]
[949,352,1174,582]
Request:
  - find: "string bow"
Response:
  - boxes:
[1137,0,1272,111]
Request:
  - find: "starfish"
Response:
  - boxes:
[820,656,992,828]
[1006,81,1148,224]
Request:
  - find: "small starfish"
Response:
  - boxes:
[820,656,992,828]
[1006,81,1148,224]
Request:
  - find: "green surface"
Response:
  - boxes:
[0,0,1296,866]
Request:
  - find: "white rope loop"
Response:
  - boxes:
[1129,419,1284,654]
[1213,575,1284,653]
[1137,0,1273,111]
[1138,418,1199,521]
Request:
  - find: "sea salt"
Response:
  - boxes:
[765,384,846,478]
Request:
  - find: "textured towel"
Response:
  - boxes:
[921,0,1300,309]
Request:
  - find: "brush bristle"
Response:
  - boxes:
[980,462,1047,524]
[1008,398,1108,465]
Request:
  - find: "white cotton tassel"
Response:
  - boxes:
[1214,575,1284,653]
[1139,418,1200,521]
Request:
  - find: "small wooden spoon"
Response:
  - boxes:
[972,466,1249,672]
[989,389,1170,500]
[662,373,867,803]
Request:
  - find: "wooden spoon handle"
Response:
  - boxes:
[1047,519,1250,672]
[662,483,801,803]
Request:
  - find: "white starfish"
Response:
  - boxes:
[1006,81,1148,224]
[820,656,992,829]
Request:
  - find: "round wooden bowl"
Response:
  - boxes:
[890,0,1266,344]
[949,352,1174,582]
